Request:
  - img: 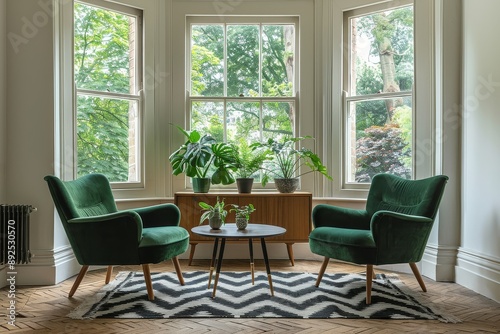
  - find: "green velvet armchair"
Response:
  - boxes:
[44,174,190,301]
[309,174,448,304]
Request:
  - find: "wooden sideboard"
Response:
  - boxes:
[174,192,312,266]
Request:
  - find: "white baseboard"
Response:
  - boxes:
[421,244,458,281]
[455,247,500,303]
[0,245,80,286]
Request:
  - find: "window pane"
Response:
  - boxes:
[262,25,294,97]
[262,102,294,141]
[74,2,137,94]
[226,101,261,144]
[350,6,414,96]
[347,97,412,182]
[191,25,224,96]
[191,101,225,142]
[227,25,259,97]
[76,95,139,182]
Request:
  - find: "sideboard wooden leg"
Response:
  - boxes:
[188,243,198,266]
[286,243,295,266]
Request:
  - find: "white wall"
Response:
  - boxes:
[459,0,500,303]
[421,0,462,283]
[3,0,74,285]
[0,0,6,202]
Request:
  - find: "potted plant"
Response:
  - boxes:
[199,197,227,230]
[233,139,271,193]
[251,136,332,193]
[229,203,256,230]
[169,125,238,193]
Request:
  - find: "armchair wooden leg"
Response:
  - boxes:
[142,264,154,301]
[172,256,185,285]
[409,262,427,292]
[366,265,374,305]
[105,266,113,284]
[69,265,89,298]
[315,257,330,287]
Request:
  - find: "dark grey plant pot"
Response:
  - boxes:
[274,178,299,193]
[236,178,254,193]
[209,217,223,230]
[192,177,211,193]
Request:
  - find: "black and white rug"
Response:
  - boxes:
[68,271,458,322]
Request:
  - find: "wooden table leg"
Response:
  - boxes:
[212,238,226,298]
[208,238,219,289]
[261,238,274,296]
[286,243,295,266]
[248,238,254,285]
[188,242,198,266]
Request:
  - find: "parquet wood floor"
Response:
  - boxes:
[1,259,499,333]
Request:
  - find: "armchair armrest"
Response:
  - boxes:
[131,203,181,228]
[68,211,143,242]
[312,204,370,230]
[67,211,145,264]
[370,210,434,264]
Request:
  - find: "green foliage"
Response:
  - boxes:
[74,3,135,181]
[355,124,411,182]
[190,23,295,143]
[169,125,238,185]
[353,5,414,181]
[358,6,414,77]
[229,203,256,220]
[252,137,332,187]
[199,197,228,225]
[233,139,272,179]
[392,105,413,169]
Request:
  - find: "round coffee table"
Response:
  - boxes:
[191,223,286,298]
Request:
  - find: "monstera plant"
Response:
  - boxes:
[169,126,238,193]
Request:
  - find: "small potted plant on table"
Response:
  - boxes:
[230,203,256,230]
[199,197,227,230]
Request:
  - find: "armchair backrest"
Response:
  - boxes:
[44,174,118,223]
[366,174,449,219]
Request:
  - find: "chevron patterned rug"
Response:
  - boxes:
[68,271,458,322]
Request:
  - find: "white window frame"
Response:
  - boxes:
[75,0,143,186]
[171,0,316,194]
[187,16,299,190]
[321,0,436,199]
[56,0,160,199]
[342,0,414,188]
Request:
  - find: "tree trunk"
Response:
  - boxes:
[284,25,295,129]
[375,14,402,122]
